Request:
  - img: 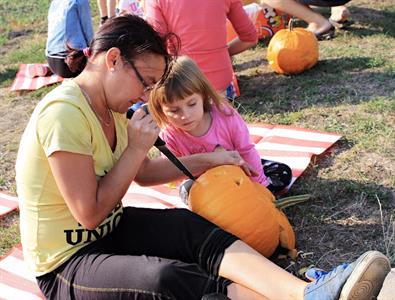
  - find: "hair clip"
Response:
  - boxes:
[83,47,91,57]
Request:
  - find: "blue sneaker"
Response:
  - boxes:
[304,251,390,300]
[305,267,330,282]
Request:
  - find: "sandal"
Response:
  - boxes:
[314,25,335,41]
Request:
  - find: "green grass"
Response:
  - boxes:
[0,0,394,274]
[0,1,48,46]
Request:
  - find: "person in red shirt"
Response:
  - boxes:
[145,0,258,99]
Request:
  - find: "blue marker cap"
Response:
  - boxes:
[130,101,145,112]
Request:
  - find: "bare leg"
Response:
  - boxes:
[219,240,307,300]
[262,0,332,34]
[97,0,107,18]
[330,5,351,22]
[228,283,270,300]
[107,0,117,18]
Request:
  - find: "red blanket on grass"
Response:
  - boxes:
[10,64,63,91]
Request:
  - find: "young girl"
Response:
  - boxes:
[149,55,291,192]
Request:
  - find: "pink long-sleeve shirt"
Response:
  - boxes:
[160,105,269,186]
[145,0,257,91]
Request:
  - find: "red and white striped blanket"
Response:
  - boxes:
[10,64,63,92]
[0,124,341,217]
[0,124,341,299]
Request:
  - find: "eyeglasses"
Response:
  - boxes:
[127,60,155,94]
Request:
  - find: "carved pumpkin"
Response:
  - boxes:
[188,165,296,257]
[267,19,319,75]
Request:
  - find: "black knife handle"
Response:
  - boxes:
[127,103,196,181]
[126,105,165,147]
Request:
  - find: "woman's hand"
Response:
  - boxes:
[209,147,259,177]
[126,107,160,154]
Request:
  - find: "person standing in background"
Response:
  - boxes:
[260,0,352,40]
[145,0,258,100]
[117,0,145,17]
[45,0,93,78]
[97,0,117,26]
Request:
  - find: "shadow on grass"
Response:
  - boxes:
[236,56,394,114]
[8,29,34,39]
[285,176,395,268]
[271,148,395,271]
[233,57,264,73]
[0,67,18,87]
[349,5,395,38]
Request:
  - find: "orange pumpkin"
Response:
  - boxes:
[267,19,319,75]
[188,165,295,257]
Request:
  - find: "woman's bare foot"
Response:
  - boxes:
[330,6,351,23]
[307,19,333,35]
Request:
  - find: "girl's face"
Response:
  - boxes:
[162,93,208,136]
[108,53,166,113]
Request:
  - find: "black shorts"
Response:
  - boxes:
[36,207,238,300]
[46,56,79,78]
[298,0,351,7]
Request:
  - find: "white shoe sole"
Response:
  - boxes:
[340,251,391,300]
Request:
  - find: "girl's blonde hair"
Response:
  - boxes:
[149,55,231,128]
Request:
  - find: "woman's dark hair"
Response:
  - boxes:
[65,14,174,76]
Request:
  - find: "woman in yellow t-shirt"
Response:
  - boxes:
[16,14,390,300]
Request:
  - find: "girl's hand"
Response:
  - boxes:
[126,107,160,153]
[209,148,259,177]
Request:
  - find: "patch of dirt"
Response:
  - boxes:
[0,32,34,56]
[7,29,33,40]
[0,88,37,191]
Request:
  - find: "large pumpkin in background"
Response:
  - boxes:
[188,165,295,257]
[267,19,319,75]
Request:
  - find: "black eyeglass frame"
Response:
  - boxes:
[126,60,155,93]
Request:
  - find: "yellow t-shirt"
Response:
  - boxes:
[16,80,128,276]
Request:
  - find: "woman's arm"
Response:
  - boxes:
[227,0,258,56]
[228,37,257,56]
[135,150,254,186]
[48,109,159,230]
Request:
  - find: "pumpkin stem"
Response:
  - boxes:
[288,17,295,31]
[275,194,311,210]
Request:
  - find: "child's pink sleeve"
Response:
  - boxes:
[229,111,269,186]
[159,130,183,157]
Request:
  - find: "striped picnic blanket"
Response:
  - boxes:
[10,64,63,92]
[0,124,341,299]
[0,124,341,218]
[0,192,18,217]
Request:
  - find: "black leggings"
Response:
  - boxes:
[298,0,351,7]
[36,207,238,300]
[46,56,79,78]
